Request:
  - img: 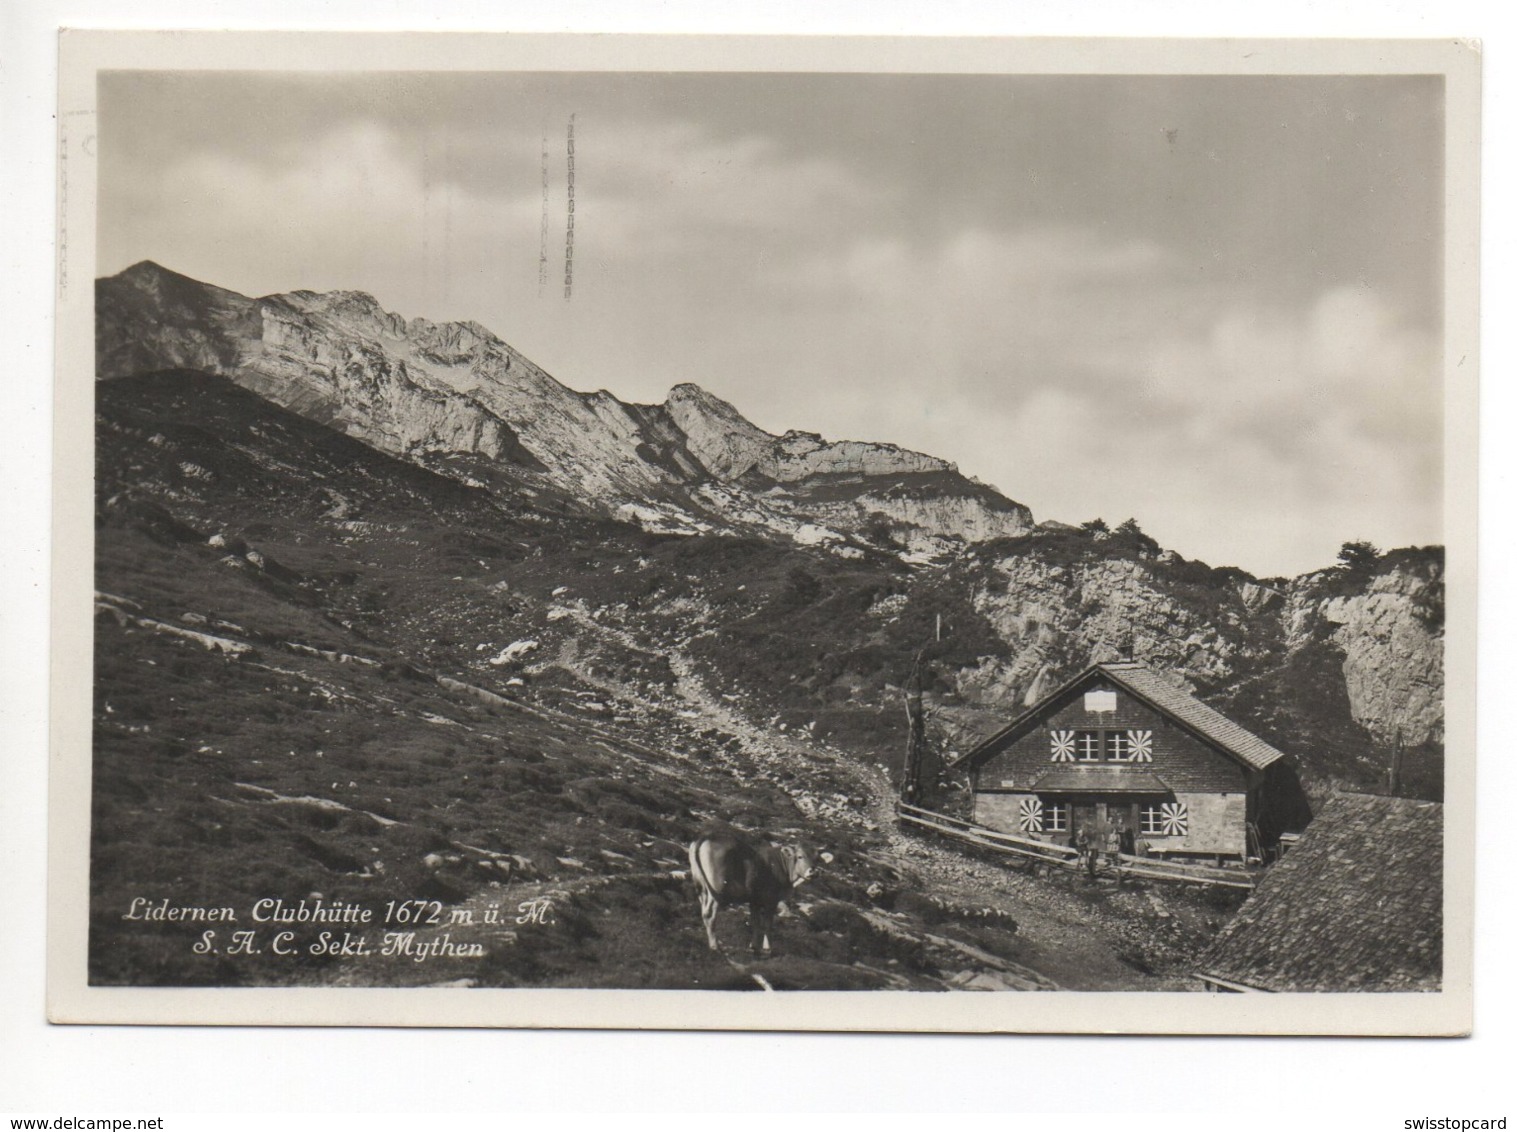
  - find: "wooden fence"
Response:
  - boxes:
[895,802,1260,891]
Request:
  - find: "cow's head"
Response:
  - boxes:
[780,844,822,888]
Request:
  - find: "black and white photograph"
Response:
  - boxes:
[47,31,1478,1032]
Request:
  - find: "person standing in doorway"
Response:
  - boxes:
[1077,825,1097,877]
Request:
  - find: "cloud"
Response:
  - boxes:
[581,122,886,249]
[1115,286,1441,482]
[97,77,1442,578]
[1032,284,1441,571]
[102,120,546,315]
[684,225,1440,576]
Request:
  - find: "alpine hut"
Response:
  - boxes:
[951,660,1286,863]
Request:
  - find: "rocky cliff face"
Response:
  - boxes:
[956,552,1270,710]
[852,485,1034,547]
[240,294,527,464]
[97,262,1035,552]
[659,383,776,480]
[761,431,951,482]
[1284,556,1445,746]
[937,540,1444,791]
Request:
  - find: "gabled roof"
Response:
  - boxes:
[1198,794,1443,992]
[953,660,1285,773]
[1098,661,1285,772]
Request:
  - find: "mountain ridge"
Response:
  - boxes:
[97,261,1035,556]
[94,261,1446,784]
[86,266,1447,993]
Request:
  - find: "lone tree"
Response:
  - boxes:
[1080,518,1110,536]
[1337,540,1382,575]
[1112,518,1161,556]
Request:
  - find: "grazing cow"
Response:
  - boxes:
[688,831,817,956]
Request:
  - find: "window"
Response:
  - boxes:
[1050,728,1155,762]
[1019,797,1069,835]
[1140,801,1189,837]
[1109,730,1154,763]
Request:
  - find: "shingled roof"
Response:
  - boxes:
[953,660,1285,773]
[1198,794,1443,992]
[1099,661,1284,772]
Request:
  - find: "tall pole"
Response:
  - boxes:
[900,649,927,805]
[1388,728,1404,798]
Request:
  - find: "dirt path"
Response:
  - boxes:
[533,605,1204,990]
[547,605,897,831]
[161,590,1214,992]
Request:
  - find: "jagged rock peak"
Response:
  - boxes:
[118,259,178,281]
[666,381,745,412]
[112,260,246,306]
[661,382,958,484]
[117,259,222,287]
[663,383,771,438]
[662,382,776,480]
[298,288,383,308]
[270,286,513,363]
[287,287,391,320]
[769,428,954,480]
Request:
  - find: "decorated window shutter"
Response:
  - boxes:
[1159,801,1188,836]
[1126,729,1154,762]
[1049,729,1077,762]
[1140,800,1189,837]
[1018,797,1044,833]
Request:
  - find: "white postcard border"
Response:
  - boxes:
[50,29,1481,1034]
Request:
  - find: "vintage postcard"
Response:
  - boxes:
[50,31,1479,1032]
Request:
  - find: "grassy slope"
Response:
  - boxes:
[94,371,1231,990]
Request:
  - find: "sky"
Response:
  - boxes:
[98,70,1445,578]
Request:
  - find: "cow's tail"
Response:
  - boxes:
[688,839,713,896]
[688,838,723,951]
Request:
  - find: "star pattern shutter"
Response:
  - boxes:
[1141,800,1190,837]
[1018,797,1044,833]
